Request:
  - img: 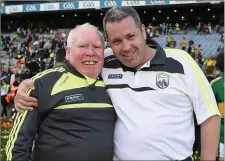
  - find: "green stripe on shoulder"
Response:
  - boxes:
[210,77,222,86]
[31,67,65,82]
[51,72,105,96]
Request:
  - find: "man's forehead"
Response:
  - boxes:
[106,19,139,35]
[76,27,99,36]
[77,33,101,42]
[107,25,138,39]
[77,38,102,44]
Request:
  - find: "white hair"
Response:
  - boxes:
[67,23,104,48]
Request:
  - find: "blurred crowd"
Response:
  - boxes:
[146,22,189,38]
[163,26,224,77]
[145,22,224,38]
[0,27,68,120]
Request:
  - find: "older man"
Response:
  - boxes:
[15,6,220,160]
[6,23,116,161]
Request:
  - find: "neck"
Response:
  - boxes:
[85,74,98,80]
[135,46,155,70]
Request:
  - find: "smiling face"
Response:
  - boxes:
[66,27,104,79]
[106,16,149,69]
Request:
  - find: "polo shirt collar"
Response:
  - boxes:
[63,60,84,78]
[148,39,167,66]
[128,39,166,71]
[63,60,100,86]
[140,61,150,69]
[119,39,166,72]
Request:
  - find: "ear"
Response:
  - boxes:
[141,24,147,40]
[65,47,70,60]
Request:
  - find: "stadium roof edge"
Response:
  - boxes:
[1,0,223,14]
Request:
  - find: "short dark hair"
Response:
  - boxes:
[103,6,142,36]
[15,73,21,79]
[56,48,66,63]
[216,52,224,72]
[205,65,216,75]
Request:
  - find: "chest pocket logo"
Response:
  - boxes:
[65,94,84,103]
[156,74,170,89]
[108,74,123,79]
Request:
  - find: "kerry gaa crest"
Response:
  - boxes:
[156,73,170,89]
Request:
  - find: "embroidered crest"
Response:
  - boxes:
[156,73,170,89]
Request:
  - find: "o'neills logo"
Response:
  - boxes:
[108,74,123,79]
[65,94,84,102]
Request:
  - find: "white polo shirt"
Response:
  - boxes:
[102,40,220,160]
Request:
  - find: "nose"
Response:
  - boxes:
[86,46,96,56]
[122,40,131,52]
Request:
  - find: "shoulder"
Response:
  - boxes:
[210,77,222,87]
[163,48,205,79]
[164,48,191,60]
[164,48,197,68]
[31,66,66,84]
